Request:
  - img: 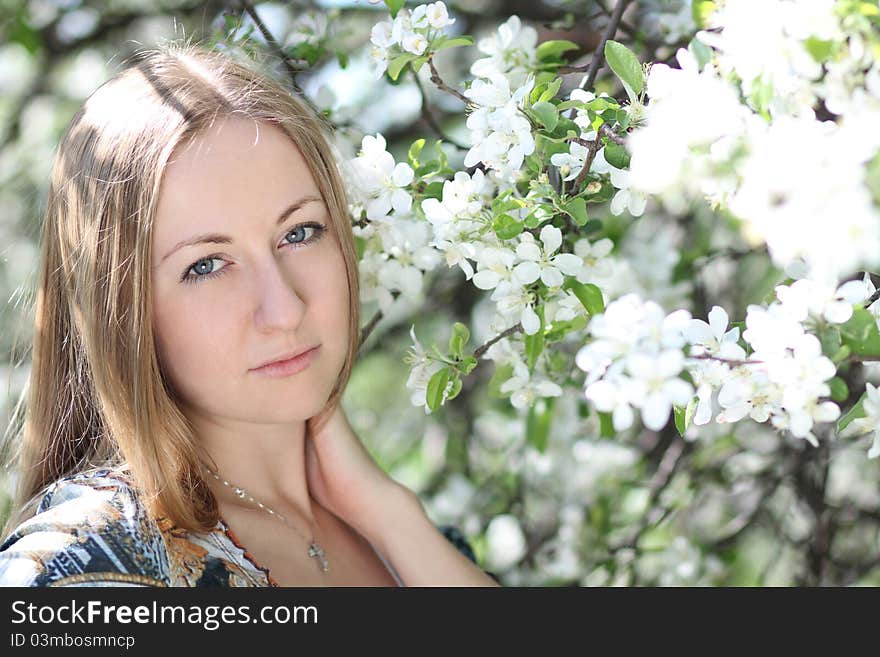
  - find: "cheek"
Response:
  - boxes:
[152,293,235,404]
[315,247,352,352]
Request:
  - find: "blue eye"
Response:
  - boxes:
[180,222,327,285]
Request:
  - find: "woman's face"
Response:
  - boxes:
[150,116,350,424]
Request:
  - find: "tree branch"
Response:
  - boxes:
[427,54,470,105]
[570,123,625,191]
[412,70,468,150]
[473,323,525,360]
[580,0,633,93]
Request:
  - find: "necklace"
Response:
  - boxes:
[204,467,329,574]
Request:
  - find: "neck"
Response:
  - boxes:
[187,408,317,531]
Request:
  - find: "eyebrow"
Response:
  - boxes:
[159,195,325,264]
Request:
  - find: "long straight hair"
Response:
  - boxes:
[1,40,361,538]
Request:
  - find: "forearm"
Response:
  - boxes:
[363,486,500,587]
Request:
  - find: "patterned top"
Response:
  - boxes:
[0,467,480,587]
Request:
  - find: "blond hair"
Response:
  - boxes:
[1,39,360,538]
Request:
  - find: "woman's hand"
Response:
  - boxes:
[305,402,415,538]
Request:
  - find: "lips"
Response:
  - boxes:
[252,345,320,371]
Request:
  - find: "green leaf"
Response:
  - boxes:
[604,40,644,97]
[415,159,443,178]
[840,306,880,357]
[563,197,589,226]
[387,53,414,81]
[674,397,699,437]
[692,0,718,29]
[552,117,581,140]
[288,41,322,66]
[687,37,713,69]
[353,235,366,260]
[446,375,463,401]
[837,393,867,434]
[818,325,842,359]
[598,411,615,437]
[433,35,475,51]
[556,99,592,112]
[829,377,849,403]
[336,49,349,69]
[493,213,525,240]
[539,77,563,103]
[749,75,773,119]
[536,39,580,62]
[530,82,548,105]
[411,54,429,72]
[804,36,834,63]
[583,218,604,234]
[526,397,556,453]
[408,138,426,166]
[531,101,559,132]
[458,356,477,375]
[564,280,605,315]
[603,141,630,169]
[434,138,449,171]
[859,1,880,16]
[523,211,542,229]
[422,180,444,200]
[587,97,616,112]
[524,306,546,371]
[585,182,615,204]
[426,367,451,411]
[545,314,589,342]
[449,322,470,359]
[384,0,406,18]
[525,152,544,174]
[488,363,515,399]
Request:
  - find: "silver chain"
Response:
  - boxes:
[205,467,329,574]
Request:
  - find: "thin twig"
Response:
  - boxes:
[474,323,525,360]
[428,54,470,105]
[571,123,624,190]
[611,436,689,553]
[558,62,592,74]
[358,307,385,353]
[412,70,468,150]
[593,0,638,37]
[581,0,633,93]
[686,352,764,367]
[237,0,326,120]
[238,0,305,93]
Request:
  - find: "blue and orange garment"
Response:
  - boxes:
[0,467,481,587]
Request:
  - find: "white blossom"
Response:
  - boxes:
[349,133,415,220]
[470,15,538,86]
[840,382,880,459]
[513,225,583,290]
[500,357,563,409]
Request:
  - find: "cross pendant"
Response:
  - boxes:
[308,542,329,573]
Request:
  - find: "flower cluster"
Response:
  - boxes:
[575,294,695,432]
[351,3,880,467]
[346,134,441,311]
[549,89,647,217]
[627,2,880,284]
[369,1,455,78]
[462,72,536,180]
[575,274,869,447]
[470,15,538,88]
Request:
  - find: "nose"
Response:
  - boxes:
[252,256,307,333]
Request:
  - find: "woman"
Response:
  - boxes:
[0,40,498,587]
